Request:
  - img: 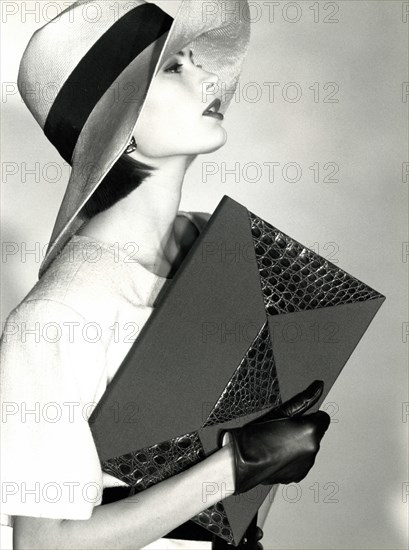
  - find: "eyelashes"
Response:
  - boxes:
[164,62,203,73]
[163,55,203,74]
[164,62,184,74]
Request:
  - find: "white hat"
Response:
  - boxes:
[17,0,251,278]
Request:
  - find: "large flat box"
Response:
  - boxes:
[89,195,385,545]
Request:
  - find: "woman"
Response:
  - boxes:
[1,1,330,548]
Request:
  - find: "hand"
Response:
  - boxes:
[220,380,331,494]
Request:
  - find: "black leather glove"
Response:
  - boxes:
[219,380,331,495]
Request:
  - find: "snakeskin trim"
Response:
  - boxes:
[248,211,384,316]
[102,432,236,543]
[101,431,205,492]
[202,320,281,427]
[191,502,235,544]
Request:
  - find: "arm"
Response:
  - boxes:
[13,440,236,550]
[2,300,232,549]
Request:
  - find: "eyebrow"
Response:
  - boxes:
[175,49,194,60]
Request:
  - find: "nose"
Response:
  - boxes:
[201,70,220,94]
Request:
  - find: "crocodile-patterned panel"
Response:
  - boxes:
[248,211,384,316]
[101,432,205,492]
[202,320,281,427]
[191,502,235,544]
[98,207,384,545]
[102,432,236,543]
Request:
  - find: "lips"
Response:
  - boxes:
[202,98,223,120]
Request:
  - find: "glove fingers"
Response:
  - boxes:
[299,410,331,438]
[271,380,324,419]
[230,408,331,493]
[311,410,331,436]
[248,380,325,427]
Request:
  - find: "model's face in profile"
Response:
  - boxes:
[134,46,227,158]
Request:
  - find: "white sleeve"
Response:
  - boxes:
[0,299,107,520]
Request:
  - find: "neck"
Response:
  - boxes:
[77,154,193,277]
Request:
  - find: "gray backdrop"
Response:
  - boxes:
[1,1,408,549]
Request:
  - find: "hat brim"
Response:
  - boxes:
[38,0,250,279]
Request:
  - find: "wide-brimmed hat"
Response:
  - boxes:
[17,0,251,279]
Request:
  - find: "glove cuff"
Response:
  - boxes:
[219,428,251,495]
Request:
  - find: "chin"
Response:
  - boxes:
[136,129,228,158]
[204,141,227,154]
[202,129,228,153]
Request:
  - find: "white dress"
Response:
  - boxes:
[0,211,212,550]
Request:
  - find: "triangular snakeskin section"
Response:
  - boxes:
[248,211,384,316]
[101,431,205,493]
[102,432,236,543]
[202,320,281,427]
[191,502,235,544]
